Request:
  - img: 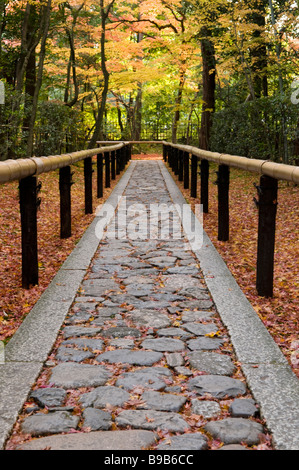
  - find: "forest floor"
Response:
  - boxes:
[0,152,298,380]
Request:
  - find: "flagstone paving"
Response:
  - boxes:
[3,160,299,451]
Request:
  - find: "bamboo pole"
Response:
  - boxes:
[0,141,298,185]
[0,144,125,184]
[163,142,299,184]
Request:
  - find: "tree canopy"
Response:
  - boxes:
[0,0,298,162]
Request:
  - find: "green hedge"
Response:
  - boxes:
[210,94,299,164]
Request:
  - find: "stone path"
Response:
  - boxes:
[3,160,299,451]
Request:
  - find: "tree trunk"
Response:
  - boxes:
[133,84,142,140]
[64,28,79,107]
[7,3,41,158]
[88,0,115,149]
[26,0,52,157]
[116,98,124,137]
[133,31,143,141]
[172,68,186,143]
[23,5,38,136]
[63,3,85,108]
[0,0,6,58]
[186,90,200,144]
[247,0,268,98]
[23,47,36,138]
[15,3,42,95]
[199,32,216,150]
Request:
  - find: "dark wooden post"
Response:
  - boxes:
[183,151,189,189]
[174,148,179,175]
[201,159,209,213]
[19,176,39,288]
[120,147,125,171]
[168,146,173,169]
[163,145,167,162]
[217,164,230,241]
[191,154,198,198]
[111,150,116,180]
[97,153,103,198]
[117,148,123,172]
[171,147,175,171]
[172,147,176,172]
[125,145,129,166]
[116,149,120,175]
[127,144,132,163]
[105,152,110,188]
[178,150,184,181]
[256,175,278,297]
[59,166,72,239]
[122,145,126,167]
[84,156,93,214]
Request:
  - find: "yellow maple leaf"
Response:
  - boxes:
[205,331,221,338]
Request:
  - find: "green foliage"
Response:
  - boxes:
[210,94,299,163]
[35,101,86,156]
[0,82,86,160]
[0,82,28,160]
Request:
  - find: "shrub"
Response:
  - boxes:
[210,94,299,164]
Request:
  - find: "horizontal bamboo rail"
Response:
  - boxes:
[0,143,126,184]
[95,140,299,184]
[162,142,299,185]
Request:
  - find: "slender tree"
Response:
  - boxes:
[88,0,115,148]
[199,28,216,150]
[26,0,52,157]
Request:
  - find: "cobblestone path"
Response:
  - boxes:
[6,161,270,451]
